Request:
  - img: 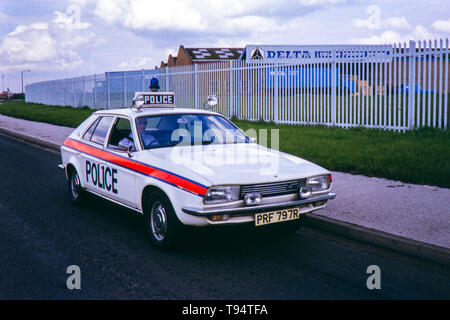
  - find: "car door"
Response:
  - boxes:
[80,115,115,198]
[103,116,137,209]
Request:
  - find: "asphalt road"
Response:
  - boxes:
[0,133,449,299]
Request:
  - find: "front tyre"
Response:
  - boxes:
[144,190,182,250]
[68,169,86,204]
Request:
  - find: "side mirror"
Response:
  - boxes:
[203,95,218,110]
[118,142,134,157]
[126,145,134,158]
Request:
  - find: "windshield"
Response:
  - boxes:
[135,114,250,150]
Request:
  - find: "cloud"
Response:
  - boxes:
[354,30,404,44]
[2,27,56,63]
[0,11,10,22]
[353,5,381,30]
[354,14,411,32]
[383,16,411,30]
[352,8,437,45]
[91,0,347,35]
[93,0,207,32]
[213,15,286,36]
[54,5,91,30]
[413,25,433,40]
[118,56,157,69]
[354,25,434,45]
[0,12,98,72]
[8,23,49,36]
[432,18,450,33]
[297,0,345,6]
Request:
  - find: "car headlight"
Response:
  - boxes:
[306,174,331,192]
[204,186,240,204]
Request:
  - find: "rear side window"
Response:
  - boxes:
[90,116,114,145]
[83,117,101,141]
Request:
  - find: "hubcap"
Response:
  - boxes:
[71,172,80,199]
[151,201,167,242]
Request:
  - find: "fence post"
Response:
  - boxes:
[445,38,449,129]
[194,64,198,108]
[82,76,85,107]
[142,69,145,91]
[229,61,233,117]
[93,74,96,109]
[107,73,110,109]
[72,78,75,107]
[124,72,127,107]
[274,62,279,123]
[331,49,337,126]
[165,67,169,91]
[408,40,416,129]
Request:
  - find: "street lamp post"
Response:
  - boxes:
[21,70,31,94]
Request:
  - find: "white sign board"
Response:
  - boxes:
[245,45,393,63]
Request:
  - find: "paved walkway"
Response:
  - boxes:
[0,115,73,147]
[1,114,449,249]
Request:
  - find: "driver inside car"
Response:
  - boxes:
[118,118,158,150]
[136,117,159,148]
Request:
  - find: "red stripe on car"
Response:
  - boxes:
[63,139,207,196]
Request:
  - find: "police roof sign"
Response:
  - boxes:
[134,92,175,108]
[143,93,174,105]
[246,45,393,63]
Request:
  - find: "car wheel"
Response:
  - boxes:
[68,169,86,204]
[144,190,182,250]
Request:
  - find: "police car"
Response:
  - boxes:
[59,90,336,249]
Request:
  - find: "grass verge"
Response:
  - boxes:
[0,100,94,128]
[234,119,450,188]
[1,100,449,188]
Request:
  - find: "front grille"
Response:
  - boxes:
[240,179,307,199]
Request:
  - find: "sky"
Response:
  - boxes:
[1,0,449,92]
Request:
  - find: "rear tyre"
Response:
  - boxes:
[144,190,183,250]
[68,169,86,204]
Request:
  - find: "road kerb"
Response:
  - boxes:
[0,127,60,152]
[303,213,450,268]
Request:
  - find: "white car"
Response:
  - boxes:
[59,91,336,249]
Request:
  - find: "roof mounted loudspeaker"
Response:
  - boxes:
[203,95,218,110]
[131,92,175,111]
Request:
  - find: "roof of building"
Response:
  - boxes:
[183,47,244,61]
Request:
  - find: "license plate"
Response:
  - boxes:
[255,207,301,226]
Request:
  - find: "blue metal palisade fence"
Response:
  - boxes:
[26,40,449,131]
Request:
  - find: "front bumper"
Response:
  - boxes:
[182,192,336,217]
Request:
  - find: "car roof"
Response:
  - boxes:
[93,107,222,119]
